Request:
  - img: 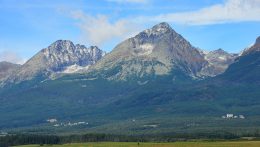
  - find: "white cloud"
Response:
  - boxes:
[106,0,147,4]
[70,10,140,47]
[0,51,26,64]
[65,0,260,48]
[137,0,260,25]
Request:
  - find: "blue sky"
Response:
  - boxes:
[0,0,259,64]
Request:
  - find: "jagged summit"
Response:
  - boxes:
[141,22,175,37]
[208,48,237,58]
[151,22,172,32]
[48,40,74,51]
[2,40,105,84]
[213,48,226,53]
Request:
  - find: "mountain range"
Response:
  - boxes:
[0,23,237,85]
[0,22,259,135]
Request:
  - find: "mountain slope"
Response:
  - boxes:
[2,40,105,85]
[89,22,208,80]
[218,36,260,83]
[242,36,260,55]
[0,61,20,81]
[0,25,260,135]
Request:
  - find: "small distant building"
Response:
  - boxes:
[239,115,245,119]
[53,124,60,127]
[143,124,158,128]
[0,131,8,137]
[47,118,57,123]
[78,122,86,125]
[226,114,234,118]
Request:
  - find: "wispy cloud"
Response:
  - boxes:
[0,51,26,64]
[106,0,148,4]
[70,10,140,47]
[63,0,260,49]
[137,0,260,25]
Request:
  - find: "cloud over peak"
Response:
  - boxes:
[70,10,140,47]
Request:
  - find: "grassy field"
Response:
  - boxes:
[15,141,260,147]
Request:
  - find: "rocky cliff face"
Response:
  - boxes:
[90,22,208,80]
[199,49,238,77]
[42,41,105,71]
[2,40,105,84]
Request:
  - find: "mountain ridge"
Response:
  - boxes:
[1,40,105,85]
[0,22,241,85]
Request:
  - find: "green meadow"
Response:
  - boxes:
[15,141,260,147]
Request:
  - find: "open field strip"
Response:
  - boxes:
[15,141,260,147]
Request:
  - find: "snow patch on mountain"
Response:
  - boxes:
[136,43,154,56]
[62,64,90,74]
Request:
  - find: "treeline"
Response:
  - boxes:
[1,134,136,147]
[0,132,242,147]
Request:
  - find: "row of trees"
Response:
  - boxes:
[1,134,136,147]
[0,132,243,147]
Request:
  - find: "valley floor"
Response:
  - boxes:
[14,141,260,147]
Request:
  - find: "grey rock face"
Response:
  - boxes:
[199,49,238,77]
[3,40,105,84]
[242,36,260,55]
[42,40,104,71]
[90,22,208,80]
[0,61,20,81]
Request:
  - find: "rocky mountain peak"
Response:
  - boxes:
[208,48,235,58]
[142,22,175,37]
[75,44,87,49]
[206,48,237,61]
[199,48,238,77]
[41,40,105,69]
[151,22,172,32]
[91,22,210,80]
[48,40,74,51]
[1,40,105,85]
[89,46,101,52]
[213,48,226,54]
